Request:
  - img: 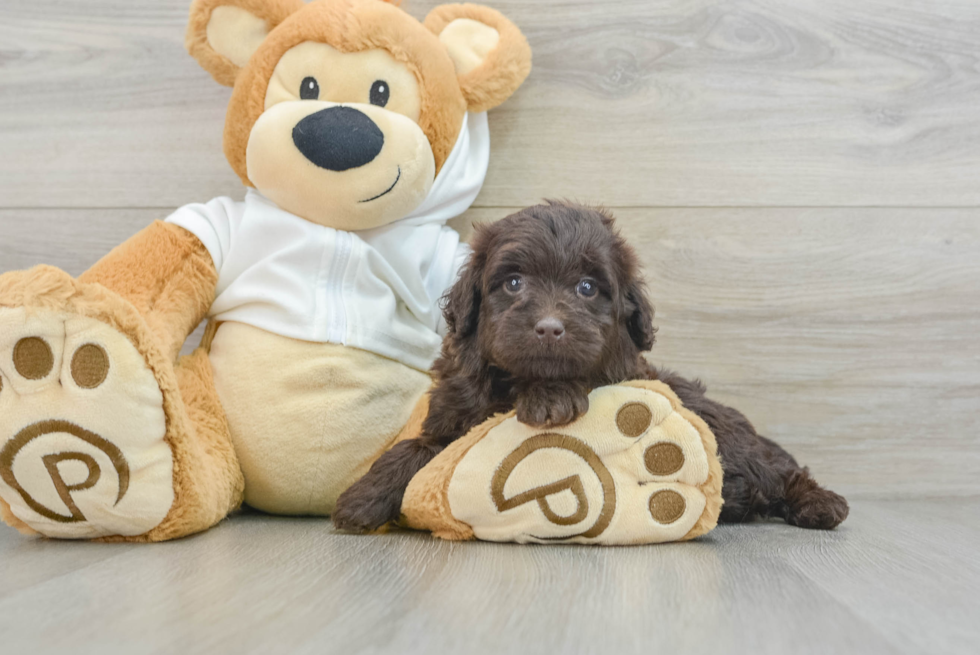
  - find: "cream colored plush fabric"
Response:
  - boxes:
[439,18,501,76]
[209,321,430,515]
[402,381,724,546]
[0,309,173,539]
[206,5,271,69]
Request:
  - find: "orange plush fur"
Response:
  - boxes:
[424,4,532,113]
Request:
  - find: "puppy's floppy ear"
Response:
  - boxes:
[601,208,657,352]
[425,4,532,112]
[443,253,483,340]
[625,282,656,352]
[186,0,303,86]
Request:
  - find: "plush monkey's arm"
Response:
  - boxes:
[79,222,217,362]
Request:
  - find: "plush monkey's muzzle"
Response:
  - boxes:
[292,106,385,172]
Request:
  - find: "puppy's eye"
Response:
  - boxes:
[503,274,524,294]
[370,80,390,107]
[300,77,319,100]
[576,278,598,298]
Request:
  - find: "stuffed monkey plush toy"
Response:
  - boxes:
[0,0,722,544]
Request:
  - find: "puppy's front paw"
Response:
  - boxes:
[516,383,590,427]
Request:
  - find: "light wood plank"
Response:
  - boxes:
[0,209,163,277]
[0,207,210,356]
[2,0,980,208]
[784,499,980,655]
[2,206,979,497]
[0,499,976,655]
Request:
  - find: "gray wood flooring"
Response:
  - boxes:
[0,499,977,655]
[0,1,978,652]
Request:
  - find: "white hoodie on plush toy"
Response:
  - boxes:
[166,112,487,371]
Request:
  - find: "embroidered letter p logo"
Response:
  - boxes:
[0,420,130,523]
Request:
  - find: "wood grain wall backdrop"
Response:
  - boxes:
[1,1,978,497]
[3,0,980,208]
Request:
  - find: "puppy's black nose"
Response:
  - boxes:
[535,317,565,342]
[292,106,384,171]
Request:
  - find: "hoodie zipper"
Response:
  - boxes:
[325,229,352,343]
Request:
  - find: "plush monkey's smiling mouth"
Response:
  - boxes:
[359,166,401,203]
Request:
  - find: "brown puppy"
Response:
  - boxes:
[334,202,849,533]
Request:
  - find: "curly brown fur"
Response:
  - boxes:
[333,201,849,533]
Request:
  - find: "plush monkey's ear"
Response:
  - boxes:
[186,0,303,86]
[425,4,532,112]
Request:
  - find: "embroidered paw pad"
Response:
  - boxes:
[423,382,722,545]
[0,308,174,539]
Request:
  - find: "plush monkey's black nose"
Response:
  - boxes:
[535,317,565,342]
[292,106,384,171]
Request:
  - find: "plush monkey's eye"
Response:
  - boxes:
[576,278,598,298]
[503,274,524,294]
[370,80,390,107]
[300,77,319,100]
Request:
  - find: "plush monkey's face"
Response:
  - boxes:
[186,0,532,231]
[249,41,434,227]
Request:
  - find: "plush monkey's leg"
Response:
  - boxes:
[79,221,217,361]
[0,229,236,540]
[112,347,243,542]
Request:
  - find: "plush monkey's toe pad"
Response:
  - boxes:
[401,380,723,545]
[0,304,174,539]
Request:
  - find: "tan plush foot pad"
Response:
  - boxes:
[402,380,723,545]
[0,288,174,539]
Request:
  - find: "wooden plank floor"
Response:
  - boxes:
[0,499,977,655]
[1,1,979,652]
